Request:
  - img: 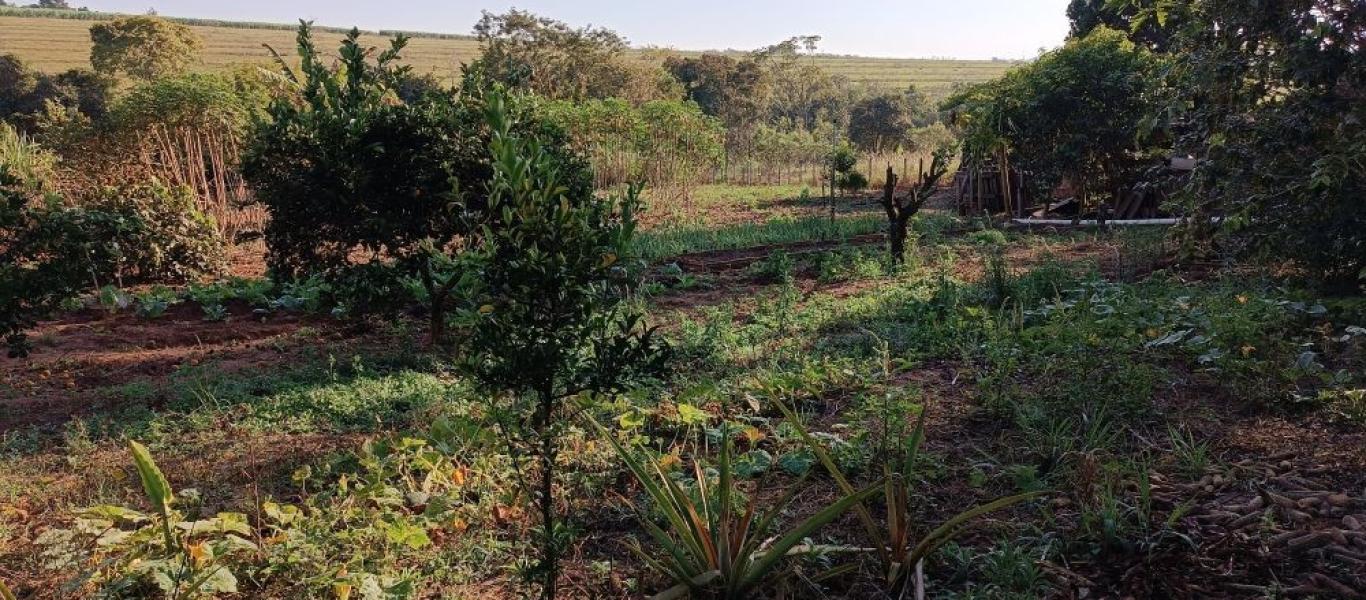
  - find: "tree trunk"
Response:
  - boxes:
[536,386,558,600]
[418,262,445,345]
[889,219,905,263]
[429,293,446,346]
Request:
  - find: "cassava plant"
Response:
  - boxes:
[881,146,952,264]
[593,419,879,600]
[452,91,667,600]
[775,399,1043,596]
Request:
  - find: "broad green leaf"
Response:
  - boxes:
[129,440,173,512]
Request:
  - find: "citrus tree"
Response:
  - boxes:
[452,92,667,600]
[242,23,588,341]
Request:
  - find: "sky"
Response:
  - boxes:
[79,1,1073,60]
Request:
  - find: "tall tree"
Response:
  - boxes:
[89,16,202,80]
[663,53,770,154]
[1142,0,1366,287]
[470,9,673,102]
[847,86,936,153]
[944,28,1163,216]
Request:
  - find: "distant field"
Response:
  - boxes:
[0,10,1015,95]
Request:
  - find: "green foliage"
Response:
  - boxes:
[0,159,221,356]
[0,173,111,356]
[1149,0,1366,288]
[82,181,226,281]
[0,122,54,193]
[38,441,256,598]
[776,399,1041,593]
[827,143,866,194]
[470,9,676,103]
[944,28,1163,210]
[451,92,667,599]
[110,71,259,135]
[596,420,878,599]
[1066,0,1178,50]
[847,86,936,153]
[89,16,203,80]
[0,53,112,132]
[242,23,575,340]
[541,97,724,188]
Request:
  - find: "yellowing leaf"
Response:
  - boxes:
[187,541,208,567]
[657,452,682,471]
[450,466,468,487]
[600,253,618,268]
[448,517,468,533]
[478,304,495,315]
[743,426,766,444]
[333,582,353,600]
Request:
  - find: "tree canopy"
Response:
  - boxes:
[944,27,1163,209]
[89,16,202,80]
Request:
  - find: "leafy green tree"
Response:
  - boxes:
[453,92,667,599]
[1138,0,1366,288]
[663,52,770,155]
[470,9,675,103]
[756,38,854,132]
[1,54,112,133]
[847,87,935,153]
[243,24,474,341]
[944,28,1162,216]
[89,16,202,80]
[243,23,589,342]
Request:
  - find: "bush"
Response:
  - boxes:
[452,92,667,599]
[243,23,588,341]
[944,28,1163,211]
[1,171,122,356]
[83,182,225,282]
[0,54,113,133]
[1,152,222,356]
[89,16,202,80]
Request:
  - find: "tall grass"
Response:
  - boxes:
[0,122,56,192]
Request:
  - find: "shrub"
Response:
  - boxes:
[242,22,589,342]
[451,92,667,599]
[82,182,225,282]
[0,54,112,133]
[0,170,123,356]
[1,161,221,356]
[944,28,1163,212]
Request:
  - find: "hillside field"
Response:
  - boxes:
[0,12,1016,94]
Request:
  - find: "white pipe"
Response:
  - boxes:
[1011,218,1181,226]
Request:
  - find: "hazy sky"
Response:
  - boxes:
[79,1,1072,59]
